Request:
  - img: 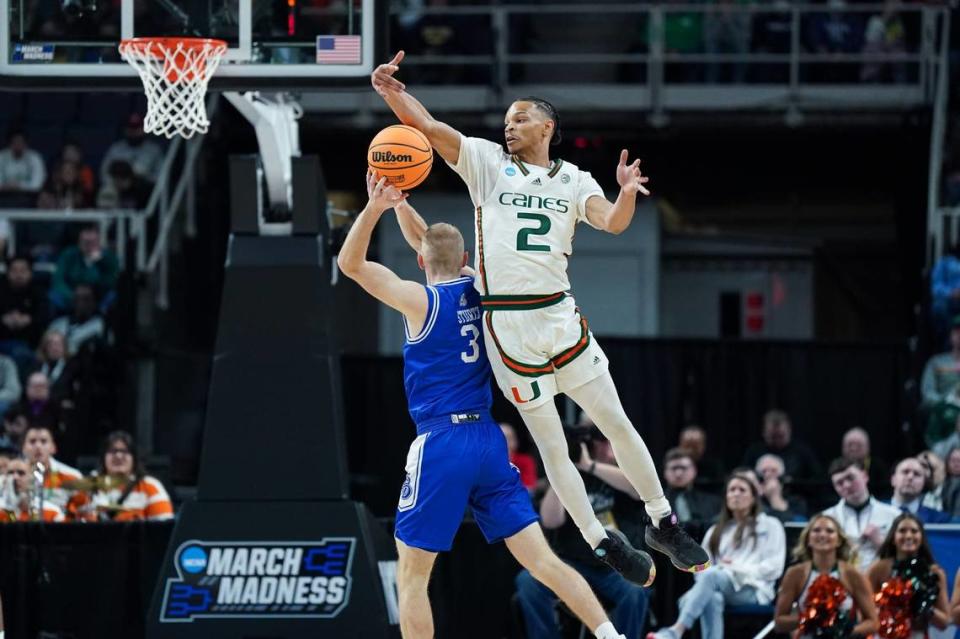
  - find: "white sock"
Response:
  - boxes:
[566,373,673,524]
[518,401,608,548]
[594,621,621,639]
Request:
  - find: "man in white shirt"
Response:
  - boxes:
[0,130,46,192]
[822,457,900,570]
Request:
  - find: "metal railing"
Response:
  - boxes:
[302,2,952,117]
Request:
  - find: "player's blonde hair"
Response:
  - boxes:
[421,223,464,275]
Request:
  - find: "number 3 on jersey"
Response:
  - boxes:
[461,324,480,363]
[516,212,551,252]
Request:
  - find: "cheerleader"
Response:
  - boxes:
[774,513,877,638]
[866,513,950,638]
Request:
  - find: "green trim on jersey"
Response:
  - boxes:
[552,312,591,369]
[480,292,566,311]
[548,159,564,178]
[485,311,553,377]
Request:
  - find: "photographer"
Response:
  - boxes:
[515,426,650,639]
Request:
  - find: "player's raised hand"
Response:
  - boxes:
[616,149,651,196]
[367,170,407,211]
[371,51,406,97]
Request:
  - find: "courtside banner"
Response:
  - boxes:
[160,539,356,622]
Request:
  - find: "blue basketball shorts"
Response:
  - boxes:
[394,414,539,552]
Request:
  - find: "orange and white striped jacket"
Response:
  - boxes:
[90,475,174,521]
[3,502,65,522]
[42,458,83,510]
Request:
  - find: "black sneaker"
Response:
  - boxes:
[645,513,711,573]
[593,528,656,587]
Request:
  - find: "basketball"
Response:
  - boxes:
[367,125,433,190]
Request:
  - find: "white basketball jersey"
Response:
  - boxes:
[445,135,604,296]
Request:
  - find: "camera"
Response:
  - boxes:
[562,424,594,464]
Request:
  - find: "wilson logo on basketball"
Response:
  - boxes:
[371,150,414,164]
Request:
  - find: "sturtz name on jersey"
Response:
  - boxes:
[498,192,570,214]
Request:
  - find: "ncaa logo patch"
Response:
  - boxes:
[505,166,517,177]
[161,539,356,622]
[561,173,570,184]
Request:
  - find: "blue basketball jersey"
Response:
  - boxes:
[403,276,492,425]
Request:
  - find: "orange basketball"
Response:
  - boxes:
[367,125,433,191]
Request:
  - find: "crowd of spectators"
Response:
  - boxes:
[0,111,162,260]
[392,0,928,85]
[0,215,144,522]
[501,407,960,638]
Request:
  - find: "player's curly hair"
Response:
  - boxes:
[517,96,562,146]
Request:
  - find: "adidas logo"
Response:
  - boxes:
[532,177,542,186]
[459,294,467,307]
[593,356,601,365]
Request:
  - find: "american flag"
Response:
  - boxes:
[316,35,361,64]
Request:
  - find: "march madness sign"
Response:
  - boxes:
[160,539,356,622]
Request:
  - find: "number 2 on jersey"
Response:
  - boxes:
[461,324,480,363]
[516,212,551,252]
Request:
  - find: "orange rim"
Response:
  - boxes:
[119,37,228,60]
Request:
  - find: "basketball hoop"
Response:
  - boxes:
[119,37,228,139]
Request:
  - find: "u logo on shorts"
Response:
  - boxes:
[510,381,542,404]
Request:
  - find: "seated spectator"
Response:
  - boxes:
[741,409,822,482]
[704,0,751,84]
[500,422,538,493]
[47,283,107,355]
[841,426,891,497]
[662,447,721,529]
[99,112,163,185]
[516,430,650,639]
[59,142,95,195]
[20,424,80,509]
[921,317,960,407]
[0,409,28,452]
[67,431,173,522]
[0,256,48,370]
[926,389,960,452]
[678,425,725,484]
[14,371,61,433]
[860,0,906,83]
[932,414,960,461]
[889,457,951,523]
[0,353,20,418]
[754,454,808,522]
[0,446,15,474]
[867,513,951,634]
[930,251,960,345]
[774,514,878,638]
[96,159,152,210]
[646,474,786,639]
[917,450,947,512]
[49,225,119,313]
[46,160,94,210]
[30,330,77,403]
[0,456,65,522]
[942,446,960,519]
[802,0,866,83]
[823,457,901,570]
[0,129,46,193]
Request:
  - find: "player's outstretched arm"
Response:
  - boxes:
[371,51,462,164]
[338,175,427,320]
[394,199,427,254]
[585,149,651,235]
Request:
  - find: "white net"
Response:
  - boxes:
[119,38,228,140]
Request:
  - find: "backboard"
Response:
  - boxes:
[0,0,383,90]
